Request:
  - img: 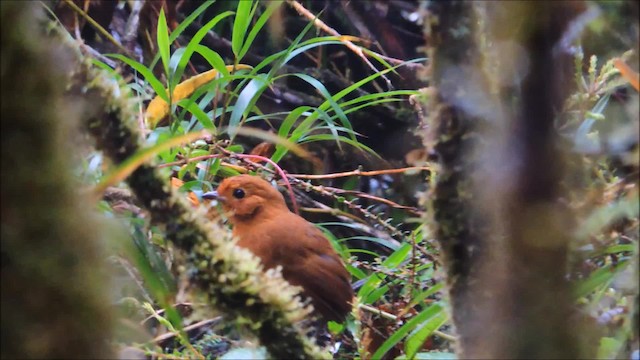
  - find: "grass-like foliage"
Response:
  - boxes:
[48,0,638,359]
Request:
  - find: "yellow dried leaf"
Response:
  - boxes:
[145,64,253,128]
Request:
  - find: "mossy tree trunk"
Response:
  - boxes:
[1,2,113,358]
[423,1,593,358]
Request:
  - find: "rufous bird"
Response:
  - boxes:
[202,175,354,323]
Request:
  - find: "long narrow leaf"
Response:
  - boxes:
[93,130,211,197]
[192,45,230,76]
[232,0,254,57]
[221,126,313,161]
[371,302,446,360]
[405,306,449,358]
[574,260,629,300]
[358,243,411,300]
[157,9,171,77]
[108,54,167,101]
[300,134,379,158]
[287,73,352,143]
[147,1,216,71]
[176,99,215,130]
[226,74,270,139]
[278,106,313,138]
[173,11,235,88]
[238,1,283,60]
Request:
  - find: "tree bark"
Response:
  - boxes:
[423,1,592,358]
[1,2,113,358]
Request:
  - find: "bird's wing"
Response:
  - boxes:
[280,226,354,322]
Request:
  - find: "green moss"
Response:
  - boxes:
[1,3,113,358]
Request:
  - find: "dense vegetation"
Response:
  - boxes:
[1,1,638,359]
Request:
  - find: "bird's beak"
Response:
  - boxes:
[202,190,225,202]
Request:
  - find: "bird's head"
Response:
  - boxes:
[202,175,288,223]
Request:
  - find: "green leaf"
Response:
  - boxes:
[371,302,446,360]
[362,47,396,72]
[250,25,331,74]
[405,306,449,358]
[276,106,312,139]
[192,45,231,77]
[287,73,352,145]
[321,58,424,108]
[597,337,622,359]
[574,93,611,152]
[282,39,344,66]
[336,98,405,118]
[347,248,381,259]
[341,236,400,250]
[170,1,214,43]
[574,260,629,299]
[383,242,412,267]
[271,59,422,163]
[358,243,411,301]
[157,9,171,78]
[367,284,391,302]
[127,226,183,335]
[300,134,379,158]
[107,54,167,101]
[590,244,635,258]
[227,74,270,139]
[168,48,186,78]
[408,283,444,309]
[238,1,283,60]
[335,89,419,112]
[147,0,217,72]
[232,0,254,58]
[173,11,235,89]
[176,98,215,130]
[209,158,222,177]
[346,263,367,279]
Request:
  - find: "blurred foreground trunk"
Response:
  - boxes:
[1,2,112,358]
[423,1,594,358]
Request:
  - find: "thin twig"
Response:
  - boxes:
[433,330,458,342]
[61,0,131,56]
[358,303,398,320]
[322,186,423,216]
[158,154,222,168]
[150,317,223,344]
[299,206,365,223]
[286,0,393,89]
[79,43,117,67]
[288,166,430,179]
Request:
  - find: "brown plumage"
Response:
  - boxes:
[203,175,354,323]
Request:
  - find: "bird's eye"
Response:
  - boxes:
[232,188,245,199]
